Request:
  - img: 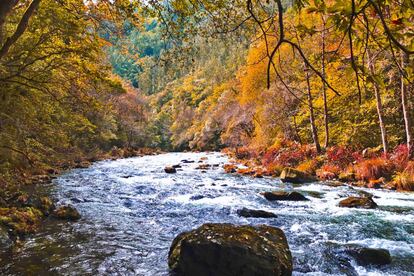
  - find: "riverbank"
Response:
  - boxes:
[0,147,163,249]
[222,142,414,192]
[1,152,412,275]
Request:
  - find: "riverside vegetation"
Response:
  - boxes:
[0,0,413,275]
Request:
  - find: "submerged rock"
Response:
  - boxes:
[181,160,195,164]
[280,168,317,184]
[164,166,177,174]
[344,245,392,266]
[236,208,277,218]
[262,191,308,201]
[338,196,377,209]
[168,223,292,276]
[52,205,81,221]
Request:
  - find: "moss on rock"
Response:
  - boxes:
[168,223,292,276]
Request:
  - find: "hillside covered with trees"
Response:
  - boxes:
[0,0,413,188]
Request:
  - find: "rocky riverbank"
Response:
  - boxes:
[0,147,163,249]
[222,145,414,192]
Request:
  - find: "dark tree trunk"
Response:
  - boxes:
[305,63,321,153]
[0,0,41,60]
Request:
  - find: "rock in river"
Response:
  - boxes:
[236,208,277,218]
[344,245,392,266]
[280,167,317,184]
[164,166,177,174]
[168,223,292,276]
[338,196,377,209]
[52,205,81,221]
[263,191,308,201]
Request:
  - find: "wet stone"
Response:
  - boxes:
[344,245,392,266]
[164,166,177,174]
[338,196,377,209]
[262,191,309,201]
[168,223,292,276]
[236,208,277,218]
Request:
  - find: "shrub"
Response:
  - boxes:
[393,161,414,191]
[296,159,321,175]
[264,162,283,176]
[389,144,409,172]
[354,158,394,181]
[235,146,259,160]
[316,164,342,180]
[326,146,355,167]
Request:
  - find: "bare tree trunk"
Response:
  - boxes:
[401,51,413,158]
[367,49,388,154]
[0,0,19,39]
[321,15,329,149]
[305,63,321,153]
[0,0,41,60]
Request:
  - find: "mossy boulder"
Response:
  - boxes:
[52,205,81,221]
[168,223,292,276]
[0,207,43,236]
[262,191,308,201]
[280,168,317,184]
[24,196,56,216]
[338,196,377,209]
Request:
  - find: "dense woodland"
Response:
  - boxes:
[0,0,413,190]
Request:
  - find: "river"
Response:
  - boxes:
[1,152,413,275]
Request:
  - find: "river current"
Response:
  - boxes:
[1,152,413,275]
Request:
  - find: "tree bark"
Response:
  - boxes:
[0,0,41,60]
[367,49,388,154]
[305,63,321,153]
[401,51,413,158]
[321,15,329,149]
[0,0,19,42]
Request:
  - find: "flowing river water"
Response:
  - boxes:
[1,152,413,275]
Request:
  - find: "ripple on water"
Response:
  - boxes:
[0,152,413,276]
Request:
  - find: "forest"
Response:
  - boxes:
[0,0,413,275]
[1,0,413,190]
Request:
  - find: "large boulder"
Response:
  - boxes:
[338,196,377,209]
[236,208,277,218]
[344,245,391,266]
[280,168,317,184]
[262,191,308,201]
[168,223,292,276]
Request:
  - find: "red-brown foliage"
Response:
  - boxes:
[354,158,394,181]
[389,144,410,172]
[262,141,316,168]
